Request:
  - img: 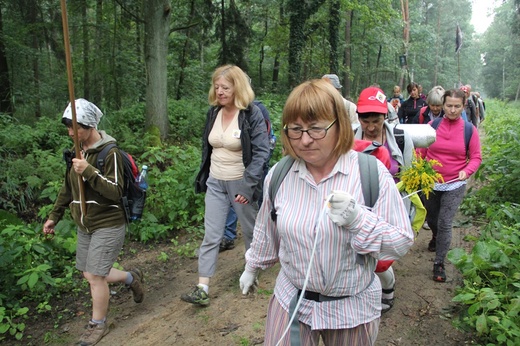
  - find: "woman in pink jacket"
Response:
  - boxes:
[417,89,482,282]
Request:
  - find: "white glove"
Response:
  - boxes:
[328,190,361,227]
[239,269,258,295]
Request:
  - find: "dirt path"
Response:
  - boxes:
[35,217,474,346]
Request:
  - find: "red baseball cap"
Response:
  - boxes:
[357,87,388,114]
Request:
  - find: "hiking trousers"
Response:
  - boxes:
[198,175,258,278]
[423,185,466,263]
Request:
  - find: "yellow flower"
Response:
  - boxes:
[398,153,444,198]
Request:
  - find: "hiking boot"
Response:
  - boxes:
[79,321,109,346]
[428,237,436,252]
[219,239,235,252]
[181,285,210,306]
[381,286,395,313]
[422,221,431,230]
[433,262,446,282]
[129,268,144,303]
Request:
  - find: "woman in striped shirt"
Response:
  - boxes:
[240,79,415,345]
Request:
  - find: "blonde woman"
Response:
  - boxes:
[181,65,270,306]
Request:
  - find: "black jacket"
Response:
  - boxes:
[398,97,427,124]
[194,103,270,202]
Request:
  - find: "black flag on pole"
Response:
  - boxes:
[455,24,463,53]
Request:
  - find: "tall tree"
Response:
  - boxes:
[217,0,250,69]
[144,0,172,140]
[0,4,13,114]
[327,0,340,74]
[343,9,353,98]
[287,0,326,87]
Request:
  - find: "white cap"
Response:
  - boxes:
[62,98,103,129]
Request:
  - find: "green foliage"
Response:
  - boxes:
[126,145,205,243]
[0,116,70,219]
[0,306,28,341]
[0,219,78,341]
[450,101,520,345]
[462,101,520,208]
[448,215,520,344]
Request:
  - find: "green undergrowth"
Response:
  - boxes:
[450,100,520,345]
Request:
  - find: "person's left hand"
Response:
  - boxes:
[328,190,361,227]
[458,170,468,181]
[235,194,249,204]
[72,152,88,174]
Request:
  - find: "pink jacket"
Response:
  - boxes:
[417,117,482,182]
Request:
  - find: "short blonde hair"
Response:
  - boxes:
[208,65,254,109]
[282,79,354,160]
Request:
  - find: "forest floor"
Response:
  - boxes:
[8,213,479,346]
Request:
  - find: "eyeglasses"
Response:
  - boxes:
[284,119,337,140]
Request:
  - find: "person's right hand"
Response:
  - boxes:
[43,219,56,236]
[239,269,258,295]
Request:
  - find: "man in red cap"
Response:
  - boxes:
[353,86,415,313]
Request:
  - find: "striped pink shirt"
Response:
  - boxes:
[245,150,414,329]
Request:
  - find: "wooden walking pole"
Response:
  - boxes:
[60,0,86,215]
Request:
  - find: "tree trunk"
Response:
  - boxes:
[81,0,90,100]
[288,0,305,87]
[433,3,441,86]
[399,0,410,90]
[25,0,41,117]
[272,53,280,87]
[343,9,353,98]
[175,0,195,100]
[219,0,226,65]
[92,0,104,105]
[0,5,13,114]
[144,0,171,140]
[328,0,340,74]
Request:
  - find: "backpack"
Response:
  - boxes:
[353,126,405,155]
[97,143,146,223]
[268,152,379,222]
[253,100,276,149]
[430,117,473,158]
[418,106,428,124]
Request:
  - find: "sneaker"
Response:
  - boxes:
[219,239,235,252]
[423,221,431,230]
[381,286,395,313]
[79,321,109,346]
[381,298,395,313]
[428,237,436,252]
[433,262,446,282]
[181,285,210,306]
[129,268,144,303]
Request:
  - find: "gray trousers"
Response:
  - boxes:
[423,185,466,263]
[198,176,258,277]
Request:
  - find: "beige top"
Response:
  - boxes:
[208,109,244,180]
[344,98,359,125]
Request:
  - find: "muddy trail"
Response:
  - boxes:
[10,216,477,346]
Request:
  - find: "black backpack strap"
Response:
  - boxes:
[96,143,117,175]
[393,127,405,154]
[358,152,379,208]
[463,121,474,158]
[269,155,295,222]
[430,116,443,130]
[361,141,382,155]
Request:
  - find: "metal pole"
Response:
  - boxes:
[60,0,86,215]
